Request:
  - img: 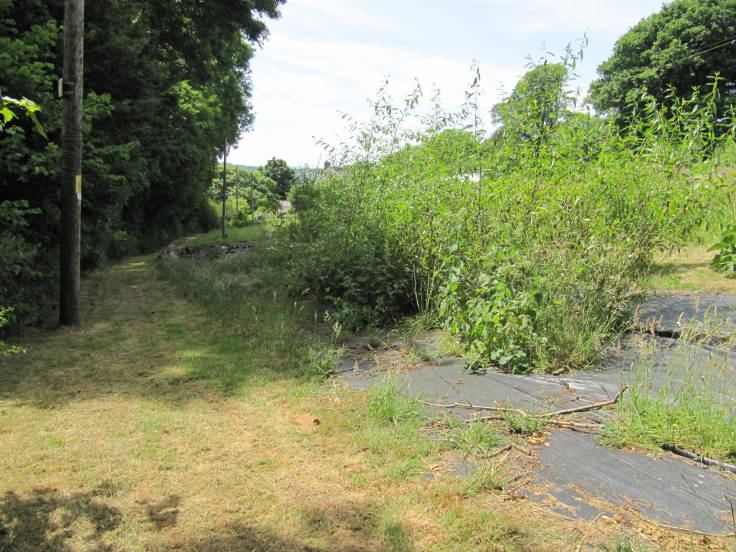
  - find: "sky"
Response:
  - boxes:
[228,0,667,168]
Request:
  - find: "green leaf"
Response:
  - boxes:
[0,107,14,124]
[28,112,47,139]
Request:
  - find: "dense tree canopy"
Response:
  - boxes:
[0,0,283,327]
[260,157,295,199]
[589,0,736,118]
[492,62,571,151]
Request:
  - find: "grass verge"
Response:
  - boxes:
[646,245,736,294]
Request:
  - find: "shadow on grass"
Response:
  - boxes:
[0,251,319,408]
[145,523,329,552]
[0,486,122,551]
[0,489,398,552]
[144,500,413,552]
[144,494,180,530]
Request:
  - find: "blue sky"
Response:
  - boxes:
[229,0,667,167]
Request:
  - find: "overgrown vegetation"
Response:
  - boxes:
[2,223,730,550]
[281,56,735,374]
[0,0,283,328]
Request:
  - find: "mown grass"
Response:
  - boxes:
[171,222,270,248]
[646,244,736,294]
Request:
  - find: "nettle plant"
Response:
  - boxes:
[710,225,736,277]
[285,53,734,373]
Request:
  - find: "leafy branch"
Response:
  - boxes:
[0,95,47,138]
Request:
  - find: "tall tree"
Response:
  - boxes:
[0,0,284,328]
[261,157,295,199]
[589,0,736,118]
[492,62,571,152]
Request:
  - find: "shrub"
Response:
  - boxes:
[709,225,736,277]
[281,58,734,373]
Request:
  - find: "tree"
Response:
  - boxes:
[0,0,284,327]
[209,167,278,223]
[221,141,228,239]
[260,157,295,199]
[241,171,279,219]
[492,62,571,152]
[589,0,736,119]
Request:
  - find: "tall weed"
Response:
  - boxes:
[283,58,734,373]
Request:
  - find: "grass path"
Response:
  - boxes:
[647,245,736,293]
[0,245,730,551]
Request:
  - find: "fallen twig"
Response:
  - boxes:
[465,414,504,423]
[419,400,526,415]
[423,386,627,422]
[463,416,600,432]
[488,444,513,458]
[575,513,603,552]
[539,386,628,418]
[547,419,602,430]
[654,521,735,538]
[662,444,736,474]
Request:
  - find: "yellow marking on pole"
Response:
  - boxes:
[75,174,82,198]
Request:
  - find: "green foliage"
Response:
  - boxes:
[281,57,734,373]
[362,376,425,427]
[0,0,283,327]
[437,257,544,373]
[287,169,322,212]
[0,307,24,356]
[493,61,571,152]
[261,157,296,199]
[599,537,649,552]
[590,0,736,120]
[0,95,46,138]
[442,420,505,458]
[0,200,49,328]
[211,165,279,226]
[299,344,343,380]
[502,411,548,435]
[709,225,736,277]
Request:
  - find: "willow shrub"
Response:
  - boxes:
[283,72,734,373]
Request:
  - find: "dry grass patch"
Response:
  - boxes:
[647,245,736,293]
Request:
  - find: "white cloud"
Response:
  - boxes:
[514,21,550,33]
[231,35,519,166]
[470,0,659,33]
[294,0,404,34]
[230,0,665,167]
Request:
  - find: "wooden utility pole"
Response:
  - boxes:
[59,0,84,326]
[221,140,228,239]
